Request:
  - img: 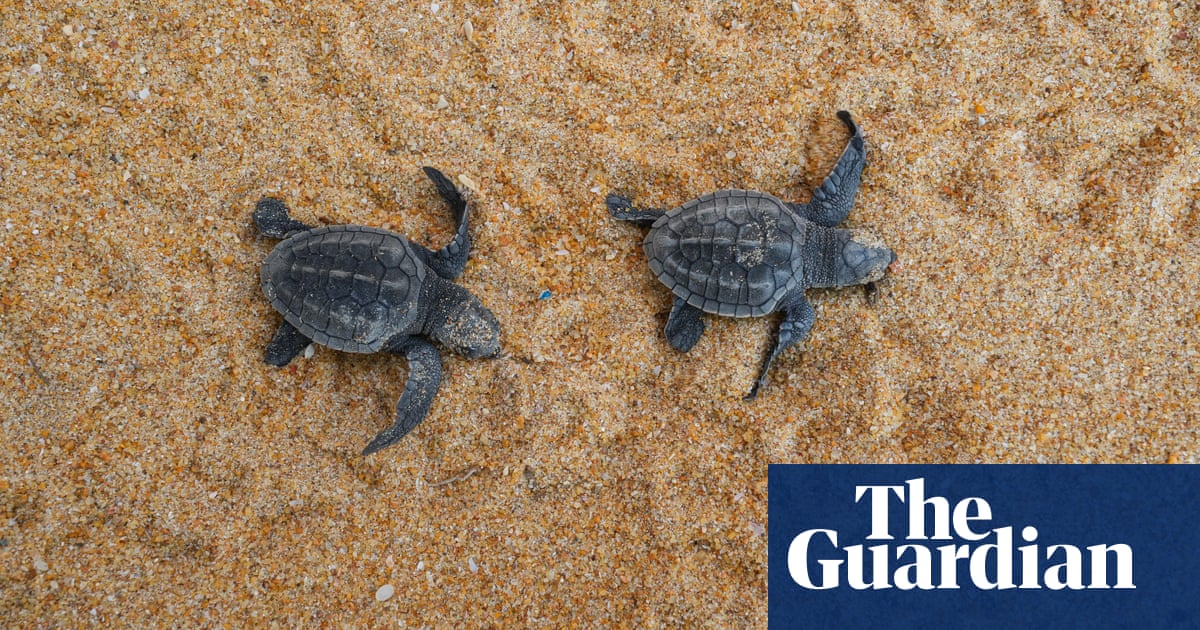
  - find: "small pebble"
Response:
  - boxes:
[375,584,395,602]
[34,558,49,572]
[303,344,315,360]
[538,289,552,300]
[434,94,449,110]
[468,558,478,573]
[458,173,479,192]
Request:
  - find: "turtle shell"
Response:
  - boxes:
[261,225,427,353]
[644,190,808,317]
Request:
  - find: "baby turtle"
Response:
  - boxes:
[255,167,500,455]
[608,111,895,399]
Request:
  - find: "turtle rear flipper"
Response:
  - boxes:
[254,198,314,238]
[264,320,312,367]
[362,338,443,456]
[607,194,666,227]
[665,297,705,352]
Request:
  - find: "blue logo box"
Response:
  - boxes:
[768,465,1199,628]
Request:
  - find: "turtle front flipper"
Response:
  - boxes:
[420,167,471,280]
[264,320,312,367]
[254,198,314,238]
[665,297,706,352]
[607,194,666,227]
[787,111,865,227]
[745,294,815,400]
[362,338,443,456]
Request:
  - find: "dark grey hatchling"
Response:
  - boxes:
[255,167,500,455]
[608,111,895,399]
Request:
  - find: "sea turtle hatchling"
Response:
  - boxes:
[608,111,895,399]
[255,167,500,455]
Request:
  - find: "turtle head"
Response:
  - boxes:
[429,285,501,359]
[833,228,896,287]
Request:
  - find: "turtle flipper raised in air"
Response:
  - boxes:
[414,166,472,280]
[785,110,866,227]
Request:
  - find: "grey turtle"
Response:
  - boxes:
[608,111,895,399]
[255,167,500,455]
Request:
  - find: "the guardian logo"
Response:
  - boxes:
[788,478,1135,591]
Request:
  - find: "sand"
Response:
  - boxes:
[2,0,1197,625]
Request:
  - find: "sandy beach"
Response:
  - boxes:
[2,1,1197,625]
